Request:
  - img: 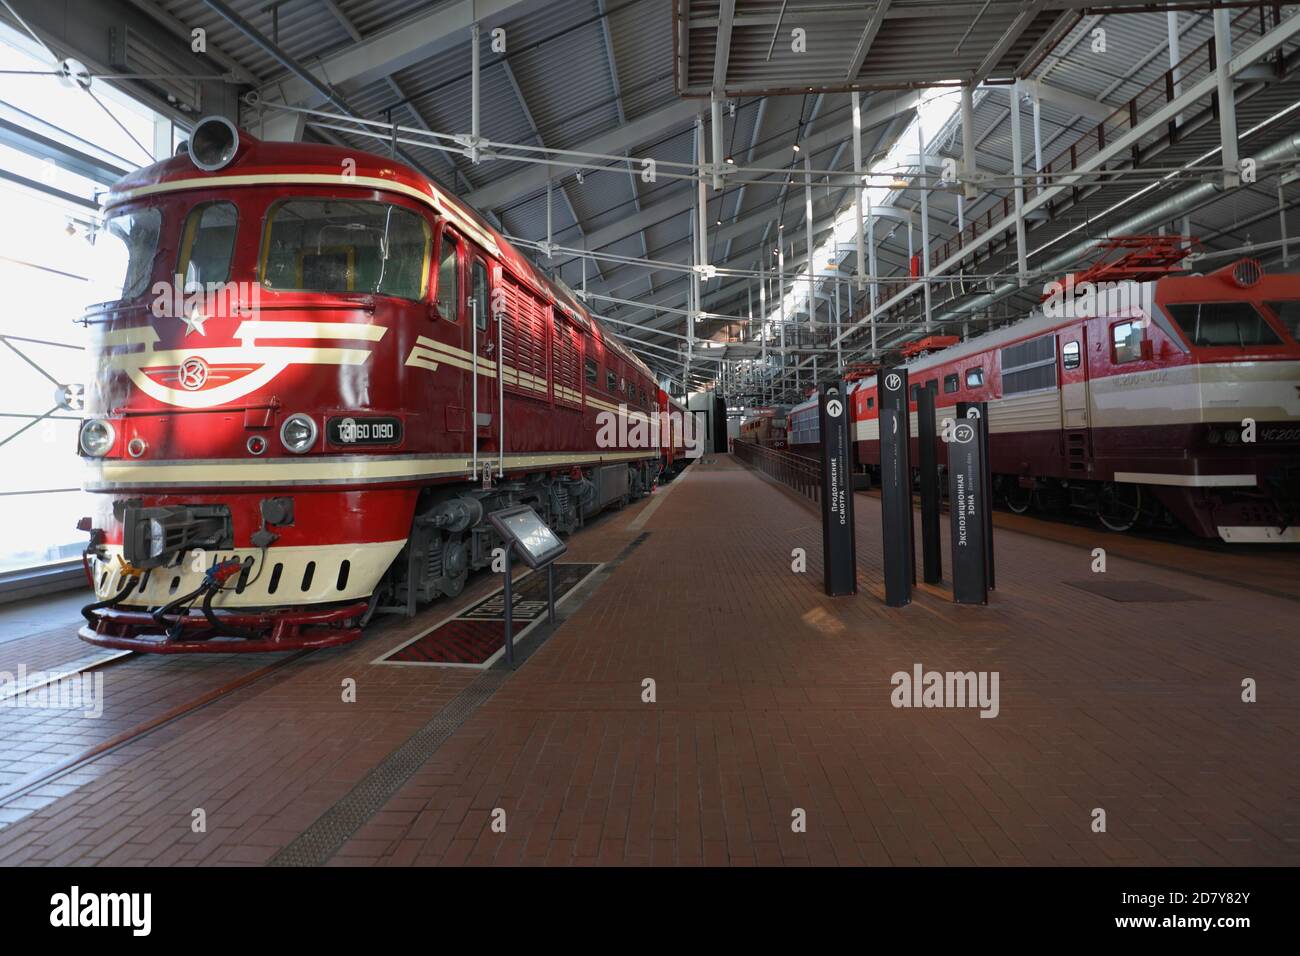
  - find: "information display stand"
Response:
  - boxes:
[917,383,942,585]
[487,506,567,668]
[957,401,996,592]
[946,407,990,605]
[818,382,857,596]
[878,368,913,607]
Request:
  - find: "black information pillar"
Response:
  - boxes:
[916,383,942,584]
[878,368,913,607]
[818,382,857,596]
[957,401,995,591]
[946,408,989,605]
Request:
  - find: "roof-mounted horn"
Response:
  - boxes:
[188,115,242,172]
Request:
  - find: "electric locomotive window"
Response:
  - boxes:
[910,384,921,402]
[1264,300,1300,341]
[92,207,162,302]
[866,396,874,409]
[606,369,617,392]
[472,259,488,330]
[1062,340,1081,370]
[1167,302,1282,347]
[435,232,459,321]
[177,201,237,289]
[1111,321,1143,363]
[585,358,597,385]
[943,374,958,394]
[261,199,430,300]
[966,367,985,388]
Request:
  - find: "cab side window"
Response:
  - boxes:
[472,259,488,330]
[435,231,459,322]
[1111,322,1141,364]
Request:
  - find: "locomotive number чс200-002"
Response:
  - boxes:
[326,416,403,446]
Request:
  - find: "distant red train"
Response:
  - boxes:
[790,253,1300,541]
[75,117,689,652]
[739,406,788,448]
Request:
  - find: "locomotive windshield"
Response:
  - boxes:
[1166,302,1282,347]
[178,201,237,289]
[88,207,162,304]
[260,199,430,300]
[1264,300,1300,341]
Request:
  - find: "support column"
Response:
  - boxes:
[1281,177,1291,268]
[470,22,481,164]
[710,93,724,190]
[917,123,932,330]
[804,155,816,330]
[1168,11,1184,127]
[866,194,878,354]
[1009,80,1028,286]
[777,242,786,377]
[545,179,553,258]
[834,274,843,374]
[1032,90,1044,195]
[960,83,977,200]
[852,91,866,291]
[1213,8,1240,189]
[696,115,709,268]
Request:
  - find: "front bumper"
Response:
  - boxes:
[79,600,369,653]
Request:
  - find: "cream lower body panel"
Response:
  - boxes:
[90,540,406,608]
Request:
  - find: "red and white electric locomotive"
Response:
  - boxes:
[816,239,1300,541]
[75,117,688,653]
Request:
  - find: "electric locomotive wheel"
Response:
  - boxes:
[1003,481,1033,514]
[1097,482,1143,533]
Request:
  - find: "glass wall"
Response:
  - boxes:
[0,21,181,574]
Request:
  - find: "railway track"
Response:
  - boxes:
[0,648,312,814]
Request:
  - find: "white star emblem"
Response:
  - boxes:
[181,307,208,337]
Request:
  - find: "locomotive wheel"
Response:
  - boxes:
[1004,482,1032,514]
[441,534,468,597]
[1097,482,1142,533]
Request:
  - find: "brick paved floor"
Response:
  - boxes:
[0,457,1295,866]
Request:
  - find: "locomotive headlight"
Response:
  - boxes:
[78,419,115,457]
[280,413,318,454]
[146,518,168,559]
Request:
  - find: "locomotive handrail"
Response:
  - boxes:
[733,439,821,504]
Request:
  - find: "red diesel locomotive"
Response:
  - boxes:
[790,247,1300,541]
[738,406,788,448]
[76,117,688,653]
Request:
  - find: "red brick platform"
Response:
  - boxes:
[0,456,1295,866]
